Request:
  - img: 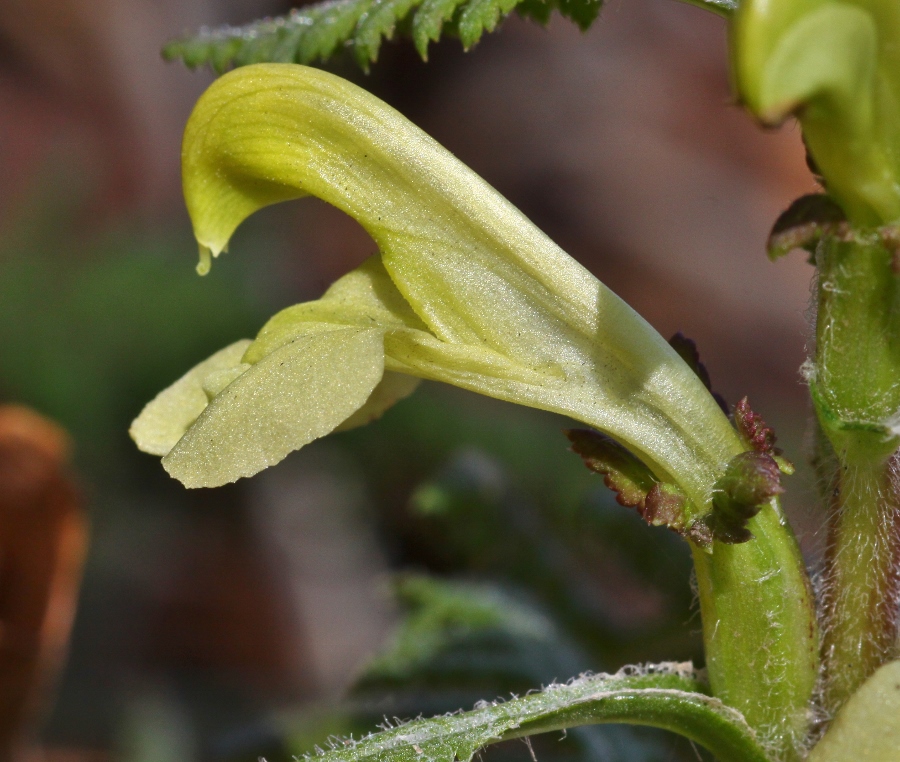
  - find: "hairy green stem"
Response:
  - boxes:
[692,502,818,762]
[819,452,900,713]
[813,236,900,717]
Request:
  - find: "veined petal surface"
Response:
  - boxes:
[183,64,744,508]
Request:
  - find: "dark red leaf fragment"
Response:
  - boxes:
[565,430,691,535]
[668,333,727,413]
[565,429,654,509]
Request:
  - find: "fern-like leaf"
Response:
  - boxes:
[164,0,735,72]
[411,0,470,59]
[164,0,376,73]
[163,0,591,72]
[355,0,425,66]
[297,664,772,762]
[456,0,521,49]
[162,0,513,70]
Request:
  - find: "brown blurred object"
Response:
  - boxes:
[0,406,87,762]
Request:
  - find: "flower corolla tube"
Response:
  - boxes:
[130,63,743,516]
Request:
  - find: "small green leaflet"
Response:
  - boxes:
[457,0,523,49]
[412,0,470,57]
[356,0,425,63]
[300,665,772,762]
[162,0,734,73]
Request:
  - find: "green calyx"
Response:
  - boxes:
[567,428,787,549]
[733,0,900,226]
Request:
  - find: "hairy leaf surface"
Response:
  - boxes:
[297,664,771,762]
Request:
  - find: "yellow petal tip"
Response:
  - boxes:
[196,244,212,276]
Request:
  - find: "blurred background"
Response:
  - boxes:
[0,0,821,759]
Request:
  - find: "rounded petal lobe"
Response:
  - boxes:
[130,339,252,457]
[808,660,900,761]
[162,327,384,487]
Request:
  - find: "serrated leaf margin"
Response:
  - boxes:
[162,0,736,73]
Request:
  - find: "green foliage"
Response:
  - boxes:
[677,0,736,16]
[291,662,770,762]
[160,0,737,74]
[162,0,599,72]
[358,576,590,691]
[285,574,703,762]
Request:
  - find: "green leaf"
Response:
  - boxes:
[412,0,469,58]
[297,663,771,762]
[514,0,555,25]
[457,0,521,50]
[808,660,900,762]
[674,0,737,18]
[163,0,378,72]
[359,576,589,689]
[283,576,710,762]
[556,0,602,29]
[299,0,377,62]
[355,0,426,65]
[162,0,613,72]
[342,576,707,762]
[160,0,745,74]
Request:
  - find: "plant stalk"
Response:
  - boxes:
[813,235,900,717]
[692,502,818,762]
[819,449,900,713]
